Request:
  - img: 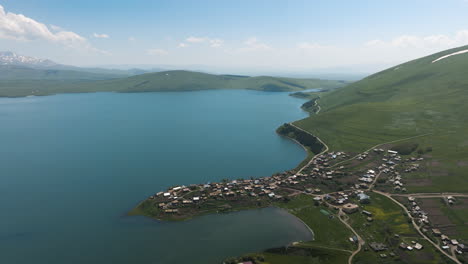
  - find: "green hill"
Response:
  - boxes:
[294,45,468,193]
[0,70,346,97]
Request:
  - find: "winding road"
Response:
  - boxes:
[373,190,462,264]
[289,123,329,175]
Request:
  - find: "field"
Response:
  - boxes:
[294,45,468,193]
[349,193,453,264]
[418,198,468,241]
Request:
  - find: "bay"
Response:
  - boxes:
[0,90,312,264]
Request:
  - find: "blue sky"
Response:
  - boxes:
[1,0,468,73]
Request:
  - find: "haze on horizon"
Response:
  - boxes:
[1,0,468,75]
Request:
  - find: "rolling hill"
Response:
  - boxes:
[0,70,347,97]
[293,45,468,193]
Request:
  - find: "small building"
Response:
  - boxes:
[432,229,442,236]
[369,242,387,252]
[451,239,459,245]
[414,243,423,250]
[362,210,373,217]
[458,244,468,252]
[343,203,359,214]
[358,193,371,204]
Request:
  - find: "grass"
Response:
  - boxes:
[293,45,468,193]
[0,70,347,97]
[420,197,468,241]
[275,195,355,251]
[228,195,355,264]
[260,247,350,264]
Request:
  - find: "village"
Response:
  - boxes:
[133,145,467,263]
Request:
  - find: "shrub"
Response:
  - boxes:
[392,142,419,155]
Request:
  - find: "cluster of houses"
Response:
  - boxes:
[399,241,424,251]
[407,196,430,225]
[358,169,377,184]
[407,196,466,255]
[432,227,467,254]
[151,176,288,213]
[148,151,356,215]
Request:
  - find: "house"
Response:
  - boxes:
[343,203,359,214]
[451,239,459,245]
[458,244,467,252]
[432,229,442,236]
[388,150,398,154]
[358,193,371,204]
[362,210,373,217]
[369,242,387,252]
[414,243,423,250]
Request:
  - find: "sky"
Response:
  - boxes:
[1,0,468,74]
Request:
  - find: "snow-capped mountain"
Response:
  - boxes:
[0,51,57,68]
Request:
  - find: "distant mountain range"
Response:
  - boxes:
[0,51,154,80]
[0,51,58,68]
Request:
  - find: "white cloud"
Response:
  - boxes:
[0,4,107,54]
[186,36,206,43]
[366,30,468,49]
[93,33,109,39]
[185,36,223,48]
[128,36,136,41]
[178,42,188,48]
[49,24,63,32]
[242,37,271,51]
[147,48,168,56]
[209,38,223,48]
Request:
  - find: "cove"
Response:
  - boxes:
[0,90,312,264]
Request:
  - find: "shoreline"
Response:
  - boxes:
[129,95,327,221]
[278,207,315,240]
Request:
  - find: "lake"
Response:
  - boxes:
[0,90,312,264]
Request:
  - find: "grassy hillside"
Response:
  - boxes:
[294,45,468,193]
[0,70,346,97]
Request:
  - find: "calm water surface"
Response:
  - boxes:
[0,90,312,264]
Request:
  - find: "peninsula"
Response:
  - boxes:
[130,45,468,264]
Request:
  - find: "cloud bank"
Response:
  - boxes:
[0,5,105,53]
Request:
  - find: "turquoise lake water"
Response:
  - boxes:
[0,90,312,264]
